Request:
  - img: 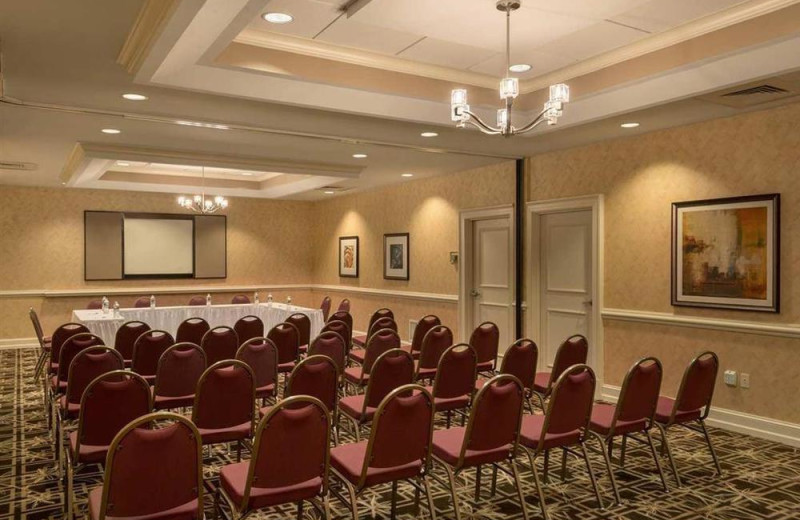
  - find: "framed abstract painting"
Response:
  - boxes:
[338,236,359,278]
[383,233,409,280]
[671,194,779,312]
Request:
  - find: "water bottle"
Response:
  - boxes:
[286,295,292,305]
[206,293,212,306]
[113,301,120,318]
[267,293,273,307]
[101,296,109,314]
[254,292,259,305]
[149,295,156,309]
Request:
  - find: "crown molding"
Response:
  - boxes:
[117,0,180,74]
[60,143,86,185]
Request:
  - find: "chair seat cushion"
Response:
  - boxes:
[344,366,367,386]
[348,348,366,364]
[255,383,276,399]
[414,363,436,381]
[69,431,109,464]
[278,362,296,374]
[50,375,67,392]
[43,335,52,344]
[58,395,81,418]
[197,421,252,444]
[532,372,551,394]
[423,386,469,412]
[519,414,581,450]
[153,393,195,410]
[476,361,494,373]
[220,461,322,510]
[299,344,308,354]
[331,441,422,488]
[352,334,368,348]
[432,427,512,468]
[589,403,647,437]
[654,396,702,425]
[339,395,376,422]
[88,486,200,520]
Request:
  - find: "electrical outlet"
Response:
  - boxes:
[723,370,738,386]
[740,373,750,389]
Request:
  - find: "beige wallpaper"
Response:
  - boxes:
[529,101,800,423]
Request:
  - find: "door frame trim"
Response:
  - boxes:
[458,205,515,343]
[526,194,605,389]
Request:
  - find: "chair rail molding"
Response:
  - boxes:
[602,308,800,339]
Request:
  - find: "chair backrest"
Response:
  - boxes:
[235,338,278,390]
[65,346,124,405]
[368,316,397,337]
[469,322,500,366]
[546,334,589,391]
[286,312,312,347]
[327,311,353,344]
[154,343,206,398]
[673,351,719,420]
[193,360,256,432]
[76,371,152,453]
[308,331,347,375]
[418,325,454,371]
[461,374,524,466]
[234,315,264,346]
[188,295,206,306]
[57,333,105,384]
[614,357,663,429]
[176,317,210,346]
[50,322,90,366]
[363,349,415,410]
[362,328,402,375]
[410,315,441,356]
[267,322,300,365]
[231,294,250,304]
[433,344,477,399]
[114,321,151,362]
[500,339,538,391]
[537,364,596,454]
[320,296,332,322]
[286,355,339,414]
[367,308,394,334]
[201,326,239,366]
[320,320,351,351]
[29,308,46,348]
[95,413,203,520]
[132,330,175,379]
[87,299,103,310]
[246,396,330,505]
[359,385,434,488]
[133,296,150,308]
[337,299,351,313]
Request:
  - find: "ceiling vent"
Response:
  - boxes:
[698,72,800,109]
[0,161,37,171]
[722,84,789,97]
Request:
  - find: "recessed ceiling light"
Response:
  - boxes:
[509,64,532,73]
[324,190,335,194]
[620,122,640,128]
[401,173,414,178]
[352,153,368,159]
[122,93,148,101]
[242,172,253,176]
[420,132,438,137]
[262,12,293,24]
[101,128,121,134]
[116,161,131,166]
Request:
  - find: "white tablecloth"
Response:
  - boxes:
[72,303,324,346]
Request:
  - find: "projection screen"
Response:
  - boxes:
[123,216,194,277]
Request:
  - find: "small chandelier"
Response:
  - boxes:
[177,166,228,213]
[450,0,570,137]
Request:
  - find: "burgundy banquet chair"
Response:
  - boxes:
[330,385,437,520]
[321,320,351,357]
[348,316,397,365]
[427,344,477,428]
[188,295,207,306]
[234,315,264,346]
[280,355,340,444]
[406,314,441,360]
[469,321,500,375]
[343,328,401,394]
[176,317,210,346]
[415,325,454,383]
[216,396,332,520]
[476,338,539,412]
[30,308,52,379]
[48,322,90,378]
[133,296,151,308]
[113,320,150,367]
[53,333,105,397]
[131,329,175,384]
[152,343,207,410]
[86,300,103,310]
[326,311,353,346]
[320,296,332,322]
[87,412,204,520]
[231,294,250,304]
[337,299,351,313]
[654,351,722,486]
[60,346,124,421]
[267,322,300,375]
[286,312,312,354]
[236,337,279,404]
[308,331,348,377]
[201,325,239,366]
[533,334,588,410]
[352,307,394,348]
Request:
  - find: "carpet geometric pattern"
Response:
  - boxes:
[1,346,799,519]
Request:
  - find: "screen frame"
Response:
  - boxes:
[121,212,196,280]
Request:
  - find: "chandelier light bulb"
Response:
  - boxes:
[549,83,570,103]
[499,77,519,100]
[451,89,467,106]
[497,108,509,129]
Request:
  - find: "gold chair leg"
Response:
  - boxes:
[579,442,604,510]
[440,460,462,520]
[390,480,398,518]
[510,458,530,520]
[323,494,333,520]
[65,447,73,519]
[560,447,568,482]
[422,475,437,520]
[543,449,550,483]
[698,420,722,476]
[474,464,482,500]
[655,423,682,488]
[591,431,621,505]
[645,429,669,493]
[526,449,549,520]
[620,435,628,468]
[344,478,359,520]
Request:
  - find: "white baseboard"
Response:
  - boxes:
[601,384,800,448]
[0,337,38,349]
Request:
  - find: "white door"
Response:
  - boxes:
[539,210,593,370]
[470,217,513,354]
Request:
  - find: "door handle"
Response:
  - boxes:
[583,299,593,306]
[470,289,481,298]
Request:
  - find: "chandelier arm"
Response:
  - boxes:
[512,108,550,134]
[462,110,502,134]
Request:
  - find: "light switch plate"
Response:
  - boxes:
[723,370,738,386]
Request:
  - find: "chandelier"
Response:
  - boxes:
[177,166,228,213]
[450,0,570,137]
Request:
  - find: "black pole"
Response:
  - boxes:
[515,158,524,340]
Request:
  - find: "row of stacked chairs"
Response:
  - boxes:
[28,305,721,520]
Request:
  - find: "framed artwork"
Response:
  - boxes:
[671,194,779,312]
[384,233,410,280]
[338,236,359,278]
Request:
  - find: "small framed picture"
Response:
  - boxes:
[384,233,409,280]
[339,236,359,278]
[672,194,779,312]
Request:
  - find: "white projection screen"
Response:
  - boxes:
[123,216,194,277]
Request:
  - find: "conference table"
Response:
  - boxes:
[72,302,324,346]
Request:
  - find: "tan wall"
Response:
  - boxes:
[311,161,515,338]
[528,101,800,423]
[0,186,316,337]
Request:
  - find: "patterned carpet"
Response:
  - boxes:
[2,346,799,519]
